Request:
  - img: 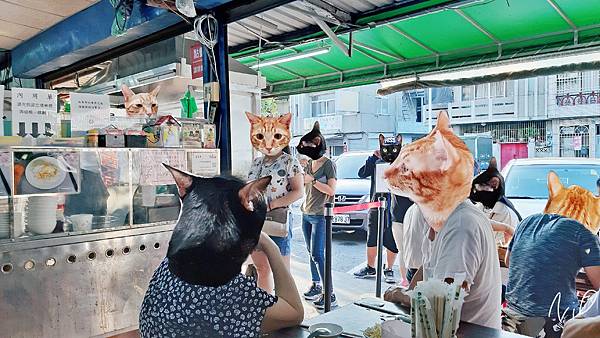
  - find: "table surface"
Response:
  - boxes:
[271,300,528,338]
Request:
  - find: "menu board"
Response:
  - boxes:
[70,93,111,131]
[189,151,219,177]
[139,150,187,186]
[11,88,58,136]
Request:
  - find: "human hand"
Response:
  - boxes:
[384,286,411,307]
[503,224,514,243]
[562,317,600,338]
[374,150,381,159]
[304,174,314,184]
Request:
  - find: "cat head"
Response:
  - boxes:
[384,111,474,230]
[164,164,271,286]
[296,121,326,160]
[245,112,292,156]
[544,171,600,234]
[379,133,402,163]
[121,84,160,118]
[470,157,505,209]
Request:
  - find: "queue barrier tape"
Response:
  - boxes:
[332,201,382,214]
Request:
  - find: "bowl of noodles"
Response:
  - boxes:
[25,156,66,190]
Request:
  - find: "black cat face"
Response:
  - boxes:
[379,133,402,163]
[164,164,271,286]
[296,121,326,160]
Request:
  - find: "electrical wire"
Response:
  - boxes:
[194,14,219,84]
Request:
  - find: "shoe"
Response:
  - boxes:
[353,265,376,279]
[384,268,396,284]
[313,293,338,309]
[303,283,322,301]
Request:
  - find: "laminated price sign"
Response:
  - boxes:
[138,150,187,186]
[188,151,219,177]
[11,88,58,137]
[70,93,111,131]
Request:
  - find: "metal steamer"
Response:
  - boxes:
[0,147,220,338]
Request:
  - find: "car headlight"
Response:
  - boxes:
[358,194,370,204]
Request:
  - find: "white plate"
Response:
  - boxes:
[25,157,66,190]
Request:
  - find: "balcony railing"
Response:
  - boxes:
[556,91,600,106]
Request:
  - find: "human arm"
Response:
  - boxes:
[383,267,423,306]
[269,174,304,210]
[504,249,511,267]
[313,178,336,196]
[583,266,600,290]
[489,219,515,243]
[562,317,600,338]
[579,228,600,289]
[358,155,378,179]
[259,233,304,333]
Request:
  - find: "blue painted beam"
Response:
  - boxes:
[12,0,180,78]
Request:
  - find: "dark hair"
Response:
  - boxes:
[597,178,600,187]
[164,166,270,286]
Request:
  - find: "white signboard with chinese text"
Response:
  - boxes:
[189,151,220,177]
[139,150,187,186]
[11,88,58,136]
[70,93,111,131]
[303,115,343,133]
[573,135,582,151]
[375,162,391,193]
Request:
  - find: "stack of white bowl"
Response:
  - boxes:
[25,196,57,235]
[0,206,9,238]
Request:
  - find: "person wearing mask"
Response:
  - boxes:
[296,121,337,309]
[503,172,600,337]
[354,134,403,284]
[245,113,304,293]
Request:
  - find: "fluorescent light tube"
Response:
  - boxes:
[251,47,330,69]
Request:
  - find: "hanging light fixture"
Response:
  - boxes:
[251,47,330,69]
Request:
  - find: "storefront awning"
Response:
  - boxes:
[231,0,600,97]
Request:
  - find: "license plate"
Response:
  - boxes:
[332,214,350,224]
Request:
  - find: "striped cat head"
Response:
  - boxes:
[545,171,600,234]
[121,84,160,118]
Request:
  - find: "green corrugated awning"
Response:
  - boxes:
[232,0,600,97]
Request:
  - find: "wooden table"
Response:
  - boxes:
[271,300,528,338]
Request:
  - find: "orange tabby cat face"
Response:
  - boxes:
[544,171,600,234]
[384,111,474,229]
[121,84,160,118]
[245,112,292,156]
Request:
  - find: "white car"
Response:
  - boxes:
[502,157,600,219]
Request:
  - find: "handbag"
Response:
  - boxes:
[263,207,289,238]
[255,157,290,238]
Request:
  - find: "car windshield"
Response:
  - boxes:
[505,164,600,199]
[335,154,370,179]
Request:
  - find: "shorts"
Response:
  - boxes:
[367,210,398,253]
[270,215,293,256]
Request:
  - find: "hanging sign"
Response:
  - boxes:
[139,150,187,186]
[573,136,582,151]
[11,88,58,137]
[188,151,219,177]
[70,93,111,131]
[190,42,203,79]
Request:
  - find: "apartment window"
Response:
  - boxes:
[376,97,390,115]
[311,94,335,117]
[492,81,506,97]
[475,83,488,99]
[556,72,583,94]
[462,86,474,101]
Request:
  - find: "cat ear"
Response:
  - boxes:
[245,112,260,123]
[149,85,161,97]
[433,131,458,172]
[379,134,385,146]
[434,110,451,131]
[121,84,134,101]
[278,113,292,127]
[163,164,194,198]
[396,133,403,145]
[313,121,321,132]
[239,176,272,212]
[489,157,498,169]
[547,171,563,197]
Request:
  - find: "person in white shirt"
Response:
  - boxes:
[391,204,430,283]
[562,290,600,338]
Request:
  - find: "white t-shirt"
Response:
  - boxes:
[579,290,600,318]
[402,204,430,269]
[424,200,502,329]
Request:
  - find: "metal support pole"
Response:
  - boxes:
[324,202,334,312]
[375,196,387,298]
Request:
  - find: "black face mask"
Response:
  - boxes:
[298,146,323,160]
[470,190,501,209]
